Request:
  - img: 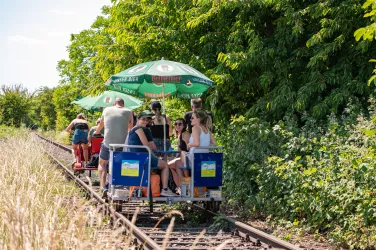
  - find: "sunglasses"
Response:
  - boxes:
[174,122,183,126]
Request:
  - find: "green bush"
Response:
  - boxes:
[220,110,376,248]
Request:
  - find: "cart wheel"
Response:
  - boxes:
[112,201,123,212]
[204,201,211,211]
[212,201,221,213]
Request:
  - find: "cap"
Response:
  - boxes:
[137,110,153,119]
[150,101,162,110]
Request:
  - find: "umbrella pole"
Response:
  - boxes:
[162,83,167,154]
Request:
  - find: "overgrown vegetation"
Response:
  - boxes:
[2,0,376,248]
[222,102,376,249]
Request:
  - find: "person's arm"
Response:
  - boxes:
[148,141,157,151]
[128,113,133,132]
[94,119,104,135]
[209,132,216,146]
[187,126,200,149]
[65,120,75,133]
[182,131,190,147]
[144,128,157,151]
[135,128,156,151]
[87,128,93,144]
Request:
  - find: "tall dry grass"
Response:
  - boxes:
[0,131,129,249]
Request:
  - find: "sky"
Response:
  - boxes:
[0,0,110,92]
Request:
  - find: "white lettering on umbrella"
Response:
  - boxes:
[112,85,137,95]
[113,76,139,83]
[179,93,202,99]
[144,92,172,98]
[191,77,213,86]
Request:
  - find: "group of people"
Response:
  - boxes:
[66,97,216,197]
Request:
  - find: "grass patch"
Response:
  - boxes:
[0,130,128,249]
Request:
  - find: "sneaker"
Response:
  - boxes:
[161,188,177,197]
[175,187,181,196]
[101,187,108,199]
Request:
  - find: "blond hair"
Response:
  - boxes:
[193,109,212,132]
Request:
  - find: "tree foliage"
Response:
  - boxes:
[0,84,30,127]
[29,87,56,130]
[55,0,376,130]
[355,0,376,85]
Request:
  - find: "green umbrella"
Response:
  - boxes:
[71,90,143,111]
[105,59,214,152]
[105,59,214,99]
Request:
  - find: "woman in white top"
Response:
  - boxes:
[182,109,216,166]
[169,109,215,195]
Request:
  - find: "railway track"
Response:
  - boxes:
[36,133,303,250]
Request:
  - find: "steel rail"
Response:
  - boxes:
[38,134,302,250]
[193,204,302,250]
[37,134,160,250]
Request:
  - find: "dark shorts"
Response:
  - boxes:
[99,144,126,161]
[72,130,88,144]
[99,144,110,161]
[150,154,159,170]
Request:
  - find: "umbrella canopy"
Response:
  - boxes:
[105,59,214,99]
[71,90,143,111]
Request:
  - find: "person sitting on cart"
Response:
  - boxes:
[65,113,90,168]
[87,118,104,145]
[182,109,216,167]
[128,110,177,197]
[168,118,190,195]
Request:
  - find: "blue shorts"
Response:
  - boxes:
[72,130,88,144]
[150,154,159,170]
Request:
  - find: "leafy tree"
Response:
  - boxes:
[355,0,376,84]
[185,1,376,124]
[0,84,30,127]
[29,87,56,130]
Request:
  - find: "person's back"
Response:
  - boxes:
[189,125,211,153]
[102,106,132,147]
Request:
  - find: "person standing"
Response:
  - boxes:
[149,100,172,152]
[184,98,213,134]
[65,113,90,168]
[94,98,133,193]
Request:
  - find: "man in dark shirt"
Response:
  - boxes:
[184,98,214,134]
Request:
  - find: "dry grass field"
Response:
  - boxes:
[0,130,130,249]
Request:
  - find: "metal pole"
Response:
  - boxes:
[162,83,166,153]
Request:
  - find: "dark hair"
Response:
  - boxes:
[150,101,162,122]
[173,118,187,137]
